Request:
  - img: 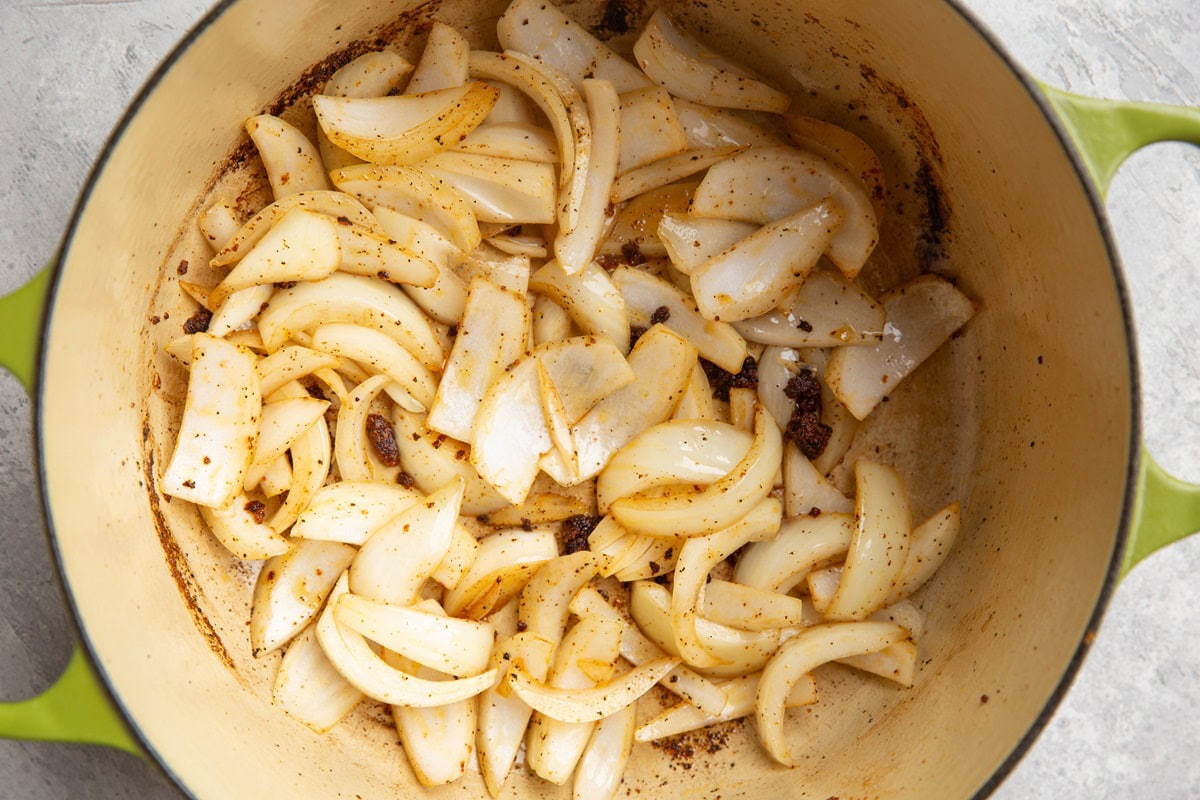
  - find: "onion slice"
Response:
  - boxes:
[290,480,422,545]
[755,621,906,766]
[245,114,330,200]
[573,702,636,800]
[406,21,470,94]
[633,10,790,113]
[272,624,363,733]
[510,656,680,724]
[733,512,854,593]
[884,502,961,606]
[518,551,610,646]
[161,334,261,509]
[250,539,356,656]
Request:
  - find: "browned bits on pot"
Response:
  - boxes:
[650,305,671,325]
[621,240,647,266]
[783,369,832,459]
[396,470,416,488]
[176,259,189,276]
[244,499,267,524]
[561,514,602,554]
[182,308,212,334]
[366,413,401,467]
[628,325,648,349]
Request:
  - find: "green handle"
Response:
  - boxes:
[1041,85,1200,573]
[0,265,141,754]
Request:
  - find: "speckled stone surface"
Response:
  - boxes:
[0,1,1196,797]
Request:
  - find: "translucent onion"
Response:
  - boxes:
[884,502,961,606]
[478,631,555,797]
[657,212,758,275]
[616,86,688,175]
[422,151,557,225]
[442,529,558,619]
[272,624,363,733]
[573,701,636,800]
[518,551,609,645]
[732,512,854,593]
[733,267,886,348]
[250,539,357,656]
[317,50,414,173]
[198,492,291,560]
[244,396,329,492]
[289,480,422,545]
[393,409,511,516]
[406,21,470,95]
[610,146,743,204]
[755,621,906,766]
[452,122,558,162]
[528,260,629,356]
[206,284,274,339]
[635,671,817,743]
[511,654,679,724]
[310,322,437,412]
[210,190,377,269]
[245,114,331,200]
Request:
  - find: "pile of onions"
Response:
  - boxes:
[160,1,974,796]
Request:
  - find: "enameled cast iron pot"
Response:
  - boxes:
[1,0,1199,797]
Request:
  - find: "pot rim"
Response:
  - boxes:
[31,1,1142,798]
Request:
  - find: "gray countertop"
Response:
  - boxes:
[0,1,1197,797]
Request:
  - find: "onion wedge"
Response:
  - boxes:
[244,396,329,492]
[782,442,854,517]
[452,122,558,162]
[334,593,495,677]
[733,512,853,594]
[210,190,377,269]
[406,21,470,95]
[206,284,273,339]
[428,277,529,443]
[198,492,291,560]
[598,182,695,261]
[478,631,555,797]
[702,579,814,632]
[733,267,886,348]
[198,199,241,252]
[690,199,843,322]
[317,50,414,172]
[635,672,816,743]
[574,702,636,800]
[290,480,422,545]
[690,146,878,278]
[673,98,786,149]
[616,86,688,174]
[442,529,558,619]
[422,151,557,225]
[245,114,331,200]
[784,113,887,219]
[755,621,906,766]
[250,539,356,656]
[609,405,782,538]
[331,163,481,253]
[571,325,697,481]
[518,551,609,646]
[657,212,758,276]
[257,273,444,370]
[313,81,498,166]
[884,501,961,606]
[210,208,341,307]
[272,624,363,733]
[349,477,464,605]
[316,574,497,707]
[825,460,912,621]
[633,10,790,113]
[392,409,510,516]
[332,374,393,482]
[528,261,629,354]
[513,656,681,724]
[385,651,478,787]
[496,0,651,93]
[610,146,743,204]
[310,323,437,412]
[612,265,748,372]
[554,79,620,275]
[825,275,975,420]
[161,333,261,509]
[255,346,343,399]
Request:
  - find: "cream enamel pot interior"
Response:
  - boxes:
[3,0,1200,797]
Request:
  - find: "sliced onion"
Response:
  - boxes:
[536,334,636,424]
[633,10,790,113]
[244,396,329,492]
[470,352,551,505]
[612,536,679,581]
[702,579,813,632]
[733,267,886,348]
[609,405,782,538]
[612,266,747,373]
[482,493,590,528]
[529,260,629,355]
[458,240,533,295]
[610,146,743,204]
[406,21,469,95]
[478,631,555,797]
[531,294,572,346]
[310,323,437,412]
[518,551,608,645]
[690,199,843,322]
[332,374,392,482]
[571,325,697,481]
[452,121,558,162]
[210,207,341,309]
[258,455,293,499]
[422,151,557,225]
[245,114,331,200]
[207,284,274,339]
[782,442,854,517]
[198,492,291,560]
[838,639,918,687]
[668,497,783,667]
[511,655,678,725]
[554,79,620,275]
[884,501,961,605]
[387,652,478,787]
[198,199,241,252]
[313,81,498,166]
[290,480,422,545]
[331,163,481,253]
[635,671,816,742]
[569,586,728,716]
[369,205,469,325]
[617,85,688,175]
[264,383,333,533]
[672,360,718,422]
[690,146,878,278]
[755,621,906,766]
[597,182,695,262]
[824,275,975,420]
[442,529,558,619]
[250,539,356,655]
[369,205,464,272]
[733,512,853,593]
[805,566,842,614]
[673,98,786,149]
[161,334,261,508]
[596,419,752,515]
[334,593,494,677]
[496,0,652,93]
[272,623,363,733]
[318,50,414,172]
[393,409,510,516]
[333,220,439,288]
[657,212,758,275]
[257,273,444,370]
[429,522,480,590]
[573,700,636,800]
[349,477,464,604]
[825,460,912,621]
[428,277,529,443]
[210,190,377,269]
[316,574,497,707]
[784,113,887,219]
